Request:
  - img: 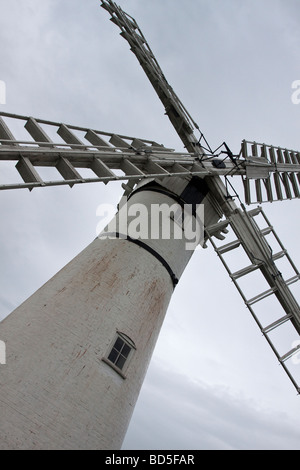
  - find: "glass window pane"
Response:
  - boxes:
[106,335,134,372]
[114,337,124,352]
[116,355,126,370]
[107,348,118,363]
[122,343,131,358]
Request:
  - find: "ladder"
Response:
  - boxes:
[206,206,300,393]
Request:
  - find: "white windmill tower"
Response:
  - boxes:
[0,0,300,450]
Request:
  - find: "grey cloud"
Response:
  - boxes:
[123,360,300,450]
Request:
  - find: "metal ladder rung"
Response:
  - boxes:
[131,138,149,150]
[232,250,286,281]
[272,250,287,261]
[243,177,251,205]
[57,124,84,148]
[216,239,241,255]
[0,117,17,144]
[169,162,191,175]
[91,158,116,179]
[109,134,131,149]
[231,263,261,280]
[246,275,300,307]
[265,177,274,202]
[16,156,44,190]
[286,274,300,286]
[289,172,300,198]
[56,157,83,187]
[25,117,54,147]
[274,173,284,201]
[260,226,273,236]
[282,172,293,199]
[144,160,170,176]
[121,159,145,176]
[280,344,300,363]
[262,313,294,334]
[246,286,277,306]
[85,129,112,148]
[247,207,262,217]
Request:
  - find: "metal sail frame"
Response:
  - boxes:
[0,112,240,192]
[100,0,300,393]
[1,115,300,198]
[1,0,299,392]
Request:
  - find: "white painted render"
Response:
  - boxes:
[0,182,216,449]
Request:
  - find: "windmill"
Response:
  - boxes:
[0,0,300,450]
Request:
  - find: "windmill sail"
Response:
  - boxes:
[207,207,300,392]
[100,0,201,154]
[241,140,300,204]
[101,0,300,393]
[0,112,241,192]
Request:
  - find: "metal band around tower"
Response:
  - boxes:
[98,232,179,287]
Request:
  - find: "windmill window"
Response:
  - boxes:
[108,336,131,370]
[103,332,136,377]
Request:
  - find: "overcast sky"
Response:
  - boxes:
[1,0,300,450]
